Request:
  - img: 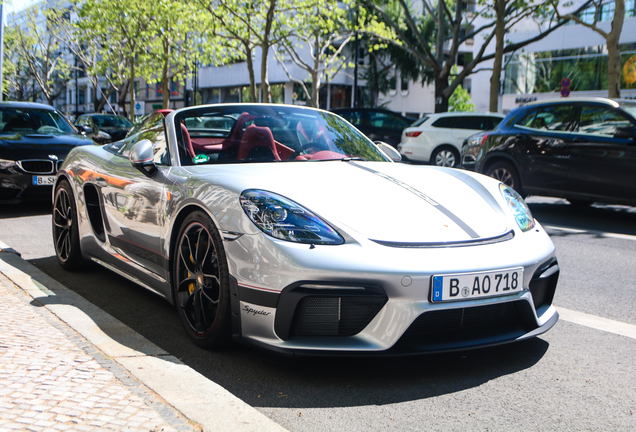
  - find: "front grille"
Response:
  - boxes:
[397,301,537,350]
[293,295,387,337]
[18,160,54,174]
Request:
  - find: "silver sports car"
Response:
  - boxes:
[52,104,559,355]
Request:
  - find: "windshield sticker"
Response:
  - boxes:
[193,154,210,164]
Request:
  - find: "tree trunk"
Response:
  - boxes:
[435,76,450,113]
[119,80,130,118]
[129,61,136,121]
[260,0,277,103]
[607,0,625,99]
[162,43,171,109]
[489,0,506,112]
[260,42,271,103]
[245,46,257,102]
[311,70,320,108]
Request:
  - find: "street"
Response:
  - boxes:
[1,196,635,431]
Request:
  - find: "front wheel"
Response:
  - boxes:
[52,179,84,270]
[485,161,523,195]
[173,211,231,349]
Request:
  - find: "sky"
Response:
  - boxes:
[5,0,40,15]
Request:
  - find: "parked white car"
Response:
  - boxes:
[398,112,504,167]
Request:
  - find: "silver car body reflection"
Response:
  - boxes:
[54,104,559,356]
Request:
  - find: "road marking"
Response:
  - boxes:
[556,306,636,340]
[545,225,636,242]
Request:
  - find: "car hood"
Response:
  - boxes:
[189,161,511,244]
[0,133,93,161]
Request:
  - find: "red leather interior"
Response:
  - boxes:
[180,123,196,159]
[237,125,281,161]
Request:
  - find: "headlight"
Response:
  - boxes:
[499,184,535,231]
[240,190,344,245]
[0,159,17,170]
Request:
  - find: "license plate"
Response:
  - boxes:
[431,268,523,302]
[32,175,56,186]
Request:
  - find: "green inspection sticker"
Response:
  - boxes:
[193,154,210,164]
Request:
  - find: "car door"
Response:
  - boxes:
[366,110,409,146]
[98,118,173,278]
[567,103,636,202]
[510,104,576,195]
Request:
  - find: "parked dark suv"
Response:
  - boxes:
[331,108,416,147]
[462,98,636,206]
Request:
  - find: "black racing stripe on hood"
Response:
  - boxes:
[350,162,480,239]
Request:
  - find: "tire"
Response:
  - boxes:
[173,211,231,348]
[52,179,84,270]
[485,161,523,194]
[431,146,460,167]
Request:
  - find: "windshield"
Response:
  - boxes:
[0,107,76,136]
[93,115,133,128]
[175,104,390,165]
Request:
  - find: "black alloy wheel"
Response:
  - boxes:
[173,211,231,348]
[485,161,523,195]
[52,180,84,270]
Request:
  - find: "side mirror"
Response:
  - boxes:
[374,141,402,162]
[614,126,636,140]
[129,139,157,176]
[76,125,94,135]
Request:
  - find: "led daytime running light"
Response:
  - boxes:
[499,184,535,231]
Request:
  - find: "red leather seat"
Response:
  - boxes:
[237,125,280,161]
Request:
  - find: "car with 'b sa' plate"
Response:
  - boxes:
[52,103,559,356]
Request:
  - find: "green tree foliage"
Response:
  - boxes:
[199,0,296,103]
[448,84,475,111]
[550,0,624,98]
[5,4,71,104]
[76,0,156,119]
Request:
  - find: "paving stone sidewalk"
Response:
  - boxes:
[0,273,198,432]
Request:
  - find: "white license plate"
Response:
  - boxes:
[431,268,524,302]
[32,175,56,185]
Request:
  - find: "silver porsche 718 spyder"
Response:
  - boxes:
[52,103,559,355]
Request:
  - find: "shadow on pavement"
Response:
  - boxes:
[527,196,636,237]
[0,201,52,219]
[27,254,550,410]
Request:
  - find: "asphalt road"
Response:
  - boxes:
[1,196,635,431]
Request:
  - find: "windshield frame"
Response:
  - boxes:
[172,104,391,166]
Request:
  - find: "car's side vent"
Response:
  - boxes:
[83,184,106,243]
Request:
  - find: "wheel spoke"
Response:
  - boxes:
[192,290,207,333]
[195,228,211,266]
[179,234,197,274]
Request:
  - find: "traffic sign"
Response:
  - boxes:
[561,87,570,97]
[561,78,571,88]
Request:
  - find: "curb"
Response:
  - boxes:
[0,240,288,432]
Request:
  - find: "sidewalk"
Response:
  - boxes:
[0,242,287,432]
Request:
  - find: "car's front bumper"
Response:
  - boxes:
[226,222,560,356]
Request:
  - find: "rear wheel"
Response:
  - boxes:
[52,180,84,270]
[431,146,460,167]
[173,211,231,348]
[485,161,523,195]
